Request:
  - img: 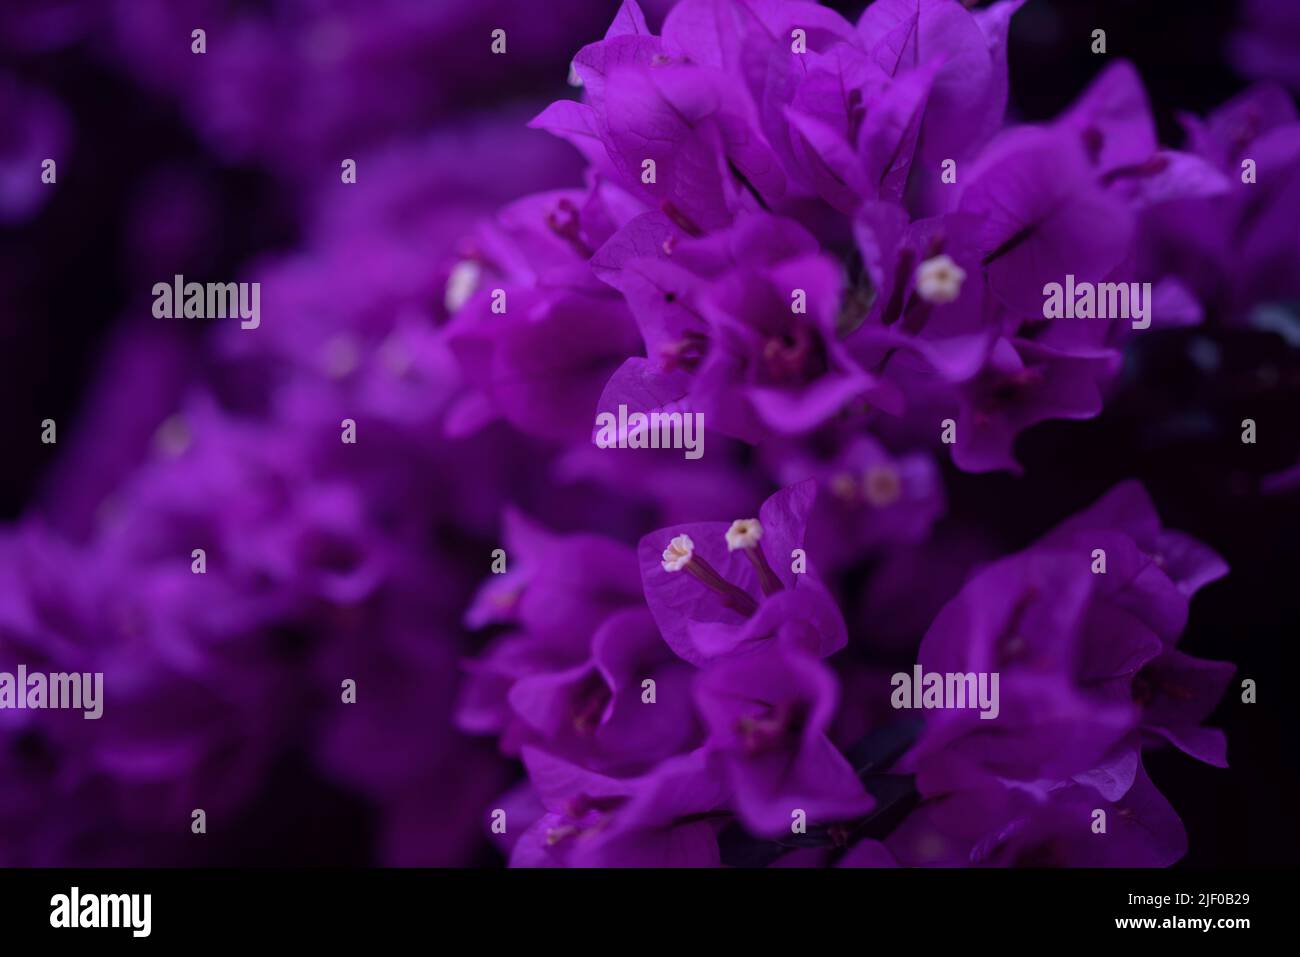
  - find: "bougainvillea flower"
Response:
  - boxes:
[904,481,1228,784]
[762,433,945,566]
[595,211,900,442]
[694,645,873,837]
[505,607,701,773]
[1043,479,1229,634]
[857,0,1023,168]
[638,480,848,664]
[463,507,643,647]
[0,0,1263,873]
[945,337,1122,474]
[958,125,1136,317]
[1127,648,1234,767]
[889,758,1187,867]
[510,747,728,866]
[1145,83,1300,326]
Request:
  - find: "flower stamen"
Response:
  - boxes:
[915,254,966,305]
[546,198,593,258]
[661,534,759,615]
[725,519,784,596]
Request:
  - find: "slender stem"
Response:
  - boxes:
[743,544,784,597]
[684,555,758,616]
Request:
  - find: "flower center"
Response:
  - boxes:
[863,465,902,507]
[735,700,804,755]
[830,471,859,503]
[760,327,825,385]
[984,367,1044,411]
[572,674,612,736]
[660,330,708,372]
[915,254,966,305]
[546,198,593,258]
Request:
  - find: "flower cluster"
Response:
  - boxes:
[460,475,1231,866]
[3,0,1291,867]
[891,481,1231,865]
[450,0,1262,867]
[445,0,1298,473]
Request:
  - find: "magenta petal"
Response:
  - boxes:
[960,126,1136,315]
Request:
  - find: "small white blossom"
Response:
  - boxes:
[662,534,696,572]
[725,519,763,551]
[444,260,482,313]
[915,254,966,304]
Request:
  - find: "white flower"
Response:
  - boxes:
[862,465,902,507]
[444,260,481,313]
[915,254,966,304]
[725,519,763,551]
[661,534,696,572]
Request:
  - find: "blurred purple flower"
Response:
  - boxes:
[695,644,874,837]
[0,73,70,224]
